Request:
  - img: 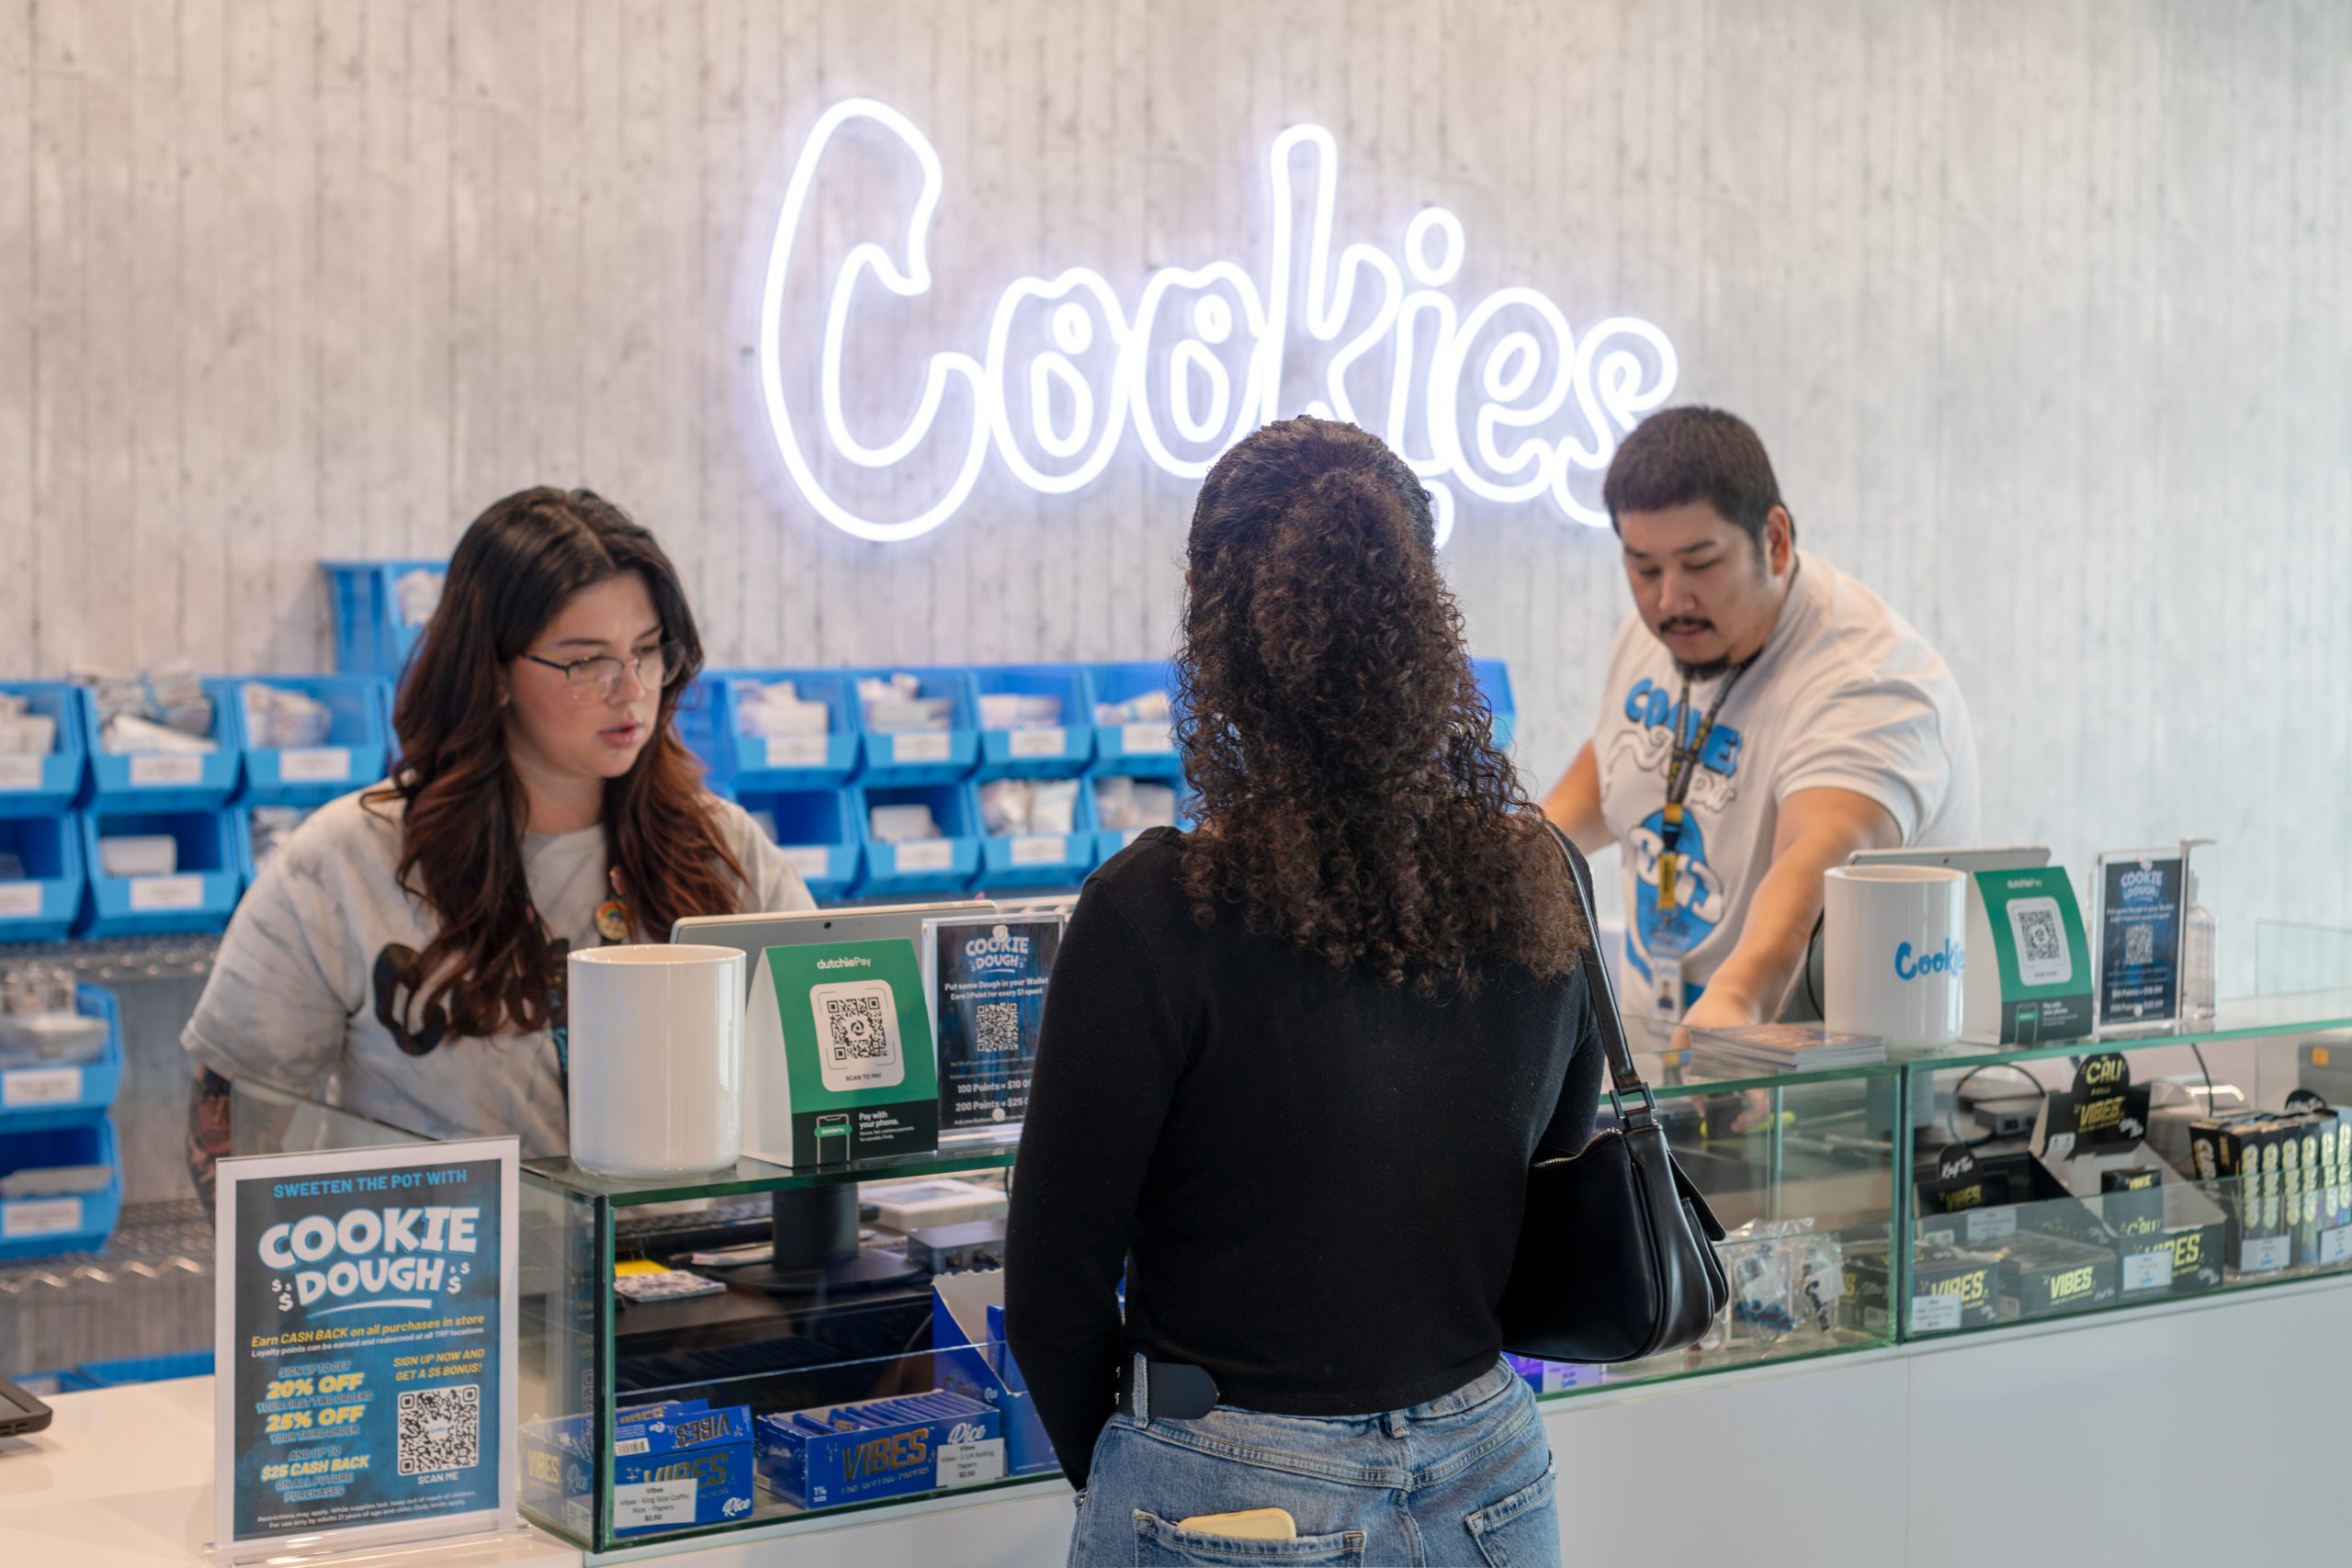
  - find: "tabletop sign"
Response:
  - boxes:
[213,1138,519,1561]
[741,939,939,1167]
[924,913,1063,1136]
[2092,851,2184,1034]
[1962,867,2093,1044]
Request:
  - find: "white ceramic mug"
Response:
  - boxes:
[1823,865,1967,1051]
[566,944,747,1177]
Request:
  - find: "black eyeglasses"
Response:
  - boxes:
[523,641,684,704]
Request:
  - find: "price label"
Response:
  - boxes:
[1006,728,1068,759]
[130,874,205,911]
[1910,1293,1963,1334]
[893,840,955,873]
[2,1196,83,1239]
[2121,1248,2175,1293]
[2318,1226,2352,1268]
[0,755,42,791]
[763,734,831,769]
[3,1066,85,1109]
[1009,835,1067,867]
[935,1438,1007,1489]
[277,747,352,784]
[1964,1207,2018,1245]
[783,846,832,882]
[891,732,954,764]
[612,1479,697,1530]
[129,752,207,787]
[0,883,43,919]
[1120,721,1173,755]
[2239,1235,2291,1275]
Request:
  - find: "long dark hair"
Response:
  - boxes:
[1175,418,1583,994]
[373,488,747,1038]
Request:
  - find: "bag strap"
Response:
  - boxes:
[1544,821,1660,1128]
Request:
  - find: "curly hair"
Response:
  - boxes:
[1174,417,1585,993]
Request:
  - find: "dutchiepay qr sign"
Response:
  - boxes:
[759,100,1679,546]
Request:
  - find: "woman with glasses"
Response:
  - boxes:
[181,488,809,1180]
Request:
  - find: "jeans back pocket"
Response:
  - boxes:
[1463,1464,1559,1568]
[1131,1509,1366,1566]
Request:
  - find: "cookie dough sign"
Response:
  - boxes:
[213,1137,518,1560]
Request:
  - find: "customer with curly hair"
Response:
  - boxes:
[1008,416,1601,1567]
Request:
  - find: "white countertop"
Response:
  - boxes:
[0,1376,575,1567]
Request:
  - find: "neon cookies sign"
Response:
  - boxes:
[758,99,1678,545]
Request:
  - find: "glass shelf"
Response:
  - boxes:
[1892,988,2352,1075]
[523,1143,1020,1207]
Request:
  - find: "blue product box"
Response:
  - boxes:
[754,1390,1001,1509]
[523,1399,752,1539]
[932,1272,1057,1476]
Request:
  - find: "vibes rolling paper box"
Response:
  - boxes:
[753,1392,1002,1508]
[522,1400,753,1538]
[742,939,939,1167]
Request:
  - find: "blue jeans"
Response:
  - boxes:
[1067,1358,1560,1567]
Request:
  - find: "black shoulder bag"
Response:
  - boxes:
[1498,829,1730,1363]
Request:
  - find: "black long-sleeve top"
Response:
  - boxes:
[1004,828,1604,1488]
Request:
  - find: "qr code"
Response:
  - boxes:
[2123,923,2154,966]
[2018,908,2064,964]
[825,994,892,1061]
[397,1383,481,1476]
[975,1001,1021,1055]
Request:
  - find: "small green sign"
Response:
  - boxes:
[743,939,940,1167]
[1964,867,2094,1044]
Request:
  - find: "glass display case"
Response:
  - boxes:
[1894,990,2352,1339]
[510,1048,1904,1553]
[224,990,2352,1555]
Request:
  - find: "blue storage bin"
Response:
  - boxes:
[673,671,735,786]
[717,671,863,793]
[1472,658,1517,750]
[977,775,1100,890]
[0,681,89,818]
[971,664,1096,780]
[0,986,121,1133]
[211,675,390,808]
[1088,661,1183,778]
[0,1119,121,1260]
[732,786,863,904]
[75,809,242,937]
[854,784,982,898]
[1090,774,1195,867]
[82,686,240,814]
[0,814,85,943]
[75,1349,214,1387]
[850,668,981,787]
[324,559,447,678]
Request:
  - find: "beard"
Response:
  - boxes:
[1673,654,1736,682]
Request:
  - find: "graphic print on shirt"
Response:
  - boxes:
[1609,676,1744,980]
[370,937,571,1057]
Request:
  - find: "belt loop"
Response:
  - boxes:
[1131,1352,1151,1429]
[1384,1409,1407,1438]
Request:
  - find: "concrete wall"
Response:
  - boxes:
[4,1,2347,986]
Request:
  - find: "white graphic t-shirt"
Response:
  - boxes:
[183,788,813,1157]
[1593,550,1981,1010]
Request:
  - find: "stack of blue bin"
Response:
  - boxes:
[0,682,90,944]
[0,984,126,1258]
[76,682,244,939]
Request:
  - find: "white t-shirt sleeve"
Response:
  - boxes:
[1772,675,1954,843]
[181,830,363,1091]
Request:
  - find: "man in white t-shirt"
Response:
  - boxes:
[1544,407,1980,1034]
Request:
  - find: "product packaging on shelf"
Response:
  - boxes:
[523,1399,754,1539]
[931,1271,1057,1475]
[754,1391,1002,1508]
